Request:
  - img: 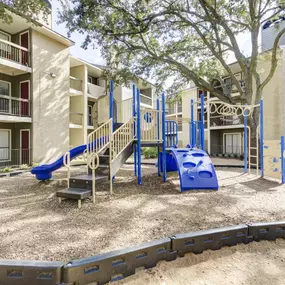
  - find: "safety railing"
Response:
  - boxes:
[69,112,83,125]
[0,38,30,67]
[87,118,112,156]
[0,95,31,117]
[111,117,135,162]
[69,76,82,93]
[140,109,162,142]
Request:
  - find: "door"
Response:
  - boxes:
[224,133,241,154]
[20,32,29,65]
[20,81,29,116]
[20,130,30,164]
[0,130,10,161]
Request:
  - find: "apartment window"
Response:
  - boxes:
[0,129,11,161]
[0,80,10,96]
[88,76,93,83]
[223,133,241,155]
[0,31,11,42]
[88,76,98,85]
[88,105,93,126]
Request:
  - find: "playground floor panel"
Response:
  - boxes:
[0,164,284,263]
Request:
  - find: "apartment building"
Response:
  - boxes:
[0,2,75,167]
[175,47,285,156]
[0,3,156,168]
[69,56,155,149]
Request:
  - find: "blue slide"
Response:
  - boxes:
[159,148,219,191]
[31,136,109,181]
[31,144,87,181]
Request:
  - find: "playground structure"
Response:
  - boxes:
[32,81,219,207]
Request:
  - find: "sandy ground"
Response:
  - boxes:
[0,165,285,263]
[116,239,285,285]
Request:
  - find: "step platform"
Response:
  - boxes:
[56,188,91,209]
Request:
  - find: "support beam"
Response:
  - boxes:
[137,88,142,185]
[162,93,167,182]
[260,100,264,177]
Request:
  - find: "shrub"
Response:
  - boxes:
[19,164,30,170]
[142,147,158,159]
[3,167,11,172]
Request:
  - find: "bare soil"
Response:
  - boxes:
[0,165,284,263]
[116,239,285,285]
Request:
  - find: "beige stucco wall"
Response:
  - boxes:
[31,30,70,163]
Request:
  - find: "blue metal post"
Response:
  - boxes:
[260,100,264,177]
[244,113,248,173]
[137,88,142,185]
[281,136,285,184]
[109,80,114,131]
[132,83,137,176]
[162,93,167,182]
[200,94,205,150]
[157,98,161,176]
[190,99,194,146]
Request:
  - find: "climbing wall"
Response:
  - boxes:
[264,140,281,180]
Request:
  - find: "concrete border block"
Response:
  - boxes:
[171,224,251,257]
[63,238,176,285]
[0,259,64,285]
[248,221,285,241]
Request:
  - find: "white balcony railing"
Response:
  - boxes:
[0,39,30,67]
[0,95,31,117]
[70,112,83,125]
[70,76,82,92]
[87,83,105,98]
[140,93,152,107]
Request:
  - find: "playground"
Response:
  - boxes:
[1,165,285,263]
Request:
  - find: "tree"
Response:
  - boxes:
[59,0,285,137]
[0,0,50,24]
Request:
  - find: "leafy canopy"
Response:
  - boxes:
[60,0,285,104]
[0,0,50,25]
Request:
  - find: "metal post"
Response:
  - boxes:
[109,80,114,131]
[137,88,142,185]
[200,94,205,151]
[162,93,167,182]
[260,100,264,177]
[157,98,161,176]
[190,99,194,146]
[244,112,248,173]
[207,91,211,154]
[132,83,137,176]
[281,136,285,184]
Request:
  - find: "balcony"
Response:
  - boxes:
[210,115,243,128]
[87,83,105,99]
[69,112,83,128]
[0,95,31,122]
[0,39,32,75]
[69,76,83,96]
[140,93,152,108]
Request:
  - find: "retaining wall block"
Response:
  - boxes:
[0,259,64,285]
[248,221,285,241]
[63,237,177,285]
[171,224,251,257]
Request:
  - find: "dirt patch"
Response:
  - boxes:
[0,165,284,262]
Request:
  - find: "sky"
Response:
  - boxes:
[51,0,105,65]
[51,0,251,66]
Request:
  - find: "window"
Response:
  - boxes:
[224,133,241,154]
[88,76,93,84]
[0,80,10,96]
[88,76,98,85]
[0,130,11,161]
[88,105,93,126]
[0,31,10,42]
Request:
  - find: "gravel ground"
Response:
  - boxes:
[117,239,285,285]
[0,165,284,262]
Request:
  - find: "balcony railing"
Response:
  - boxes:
[87,83,105,98]
[0,39,30,67]
[140,93,152,106]
[0,95,31,117]
[70,76,82,92]
[0,148,31,167]
[70,112,83,125]
[210,116,242,127]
